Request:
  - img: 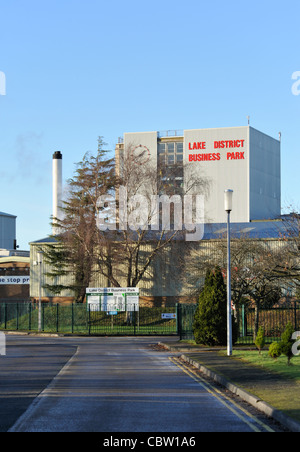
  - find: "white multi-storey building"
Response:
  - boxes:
[117,126,281,224]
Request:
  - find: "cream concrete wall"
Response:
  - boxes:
[184,126,249,223]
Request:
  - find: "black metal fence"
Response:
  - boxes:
[1,302,299,343]
[239,302,300,344]
[176,304,197,340]
[177,302,300,344]
[0,303,178,336]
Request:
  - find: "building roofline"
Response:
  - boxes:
[29,236,58,244]
[0,211,17,218]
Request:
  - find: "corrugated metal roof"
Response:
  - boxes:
[30,219,297,244]
[30,214,299,247]
[30,236,58,244]
[0,211,16,218]
[202,220,288,240]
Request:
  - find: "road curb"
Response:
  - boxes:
[4,331,62,337]
[159,342,300,433]
[181,354,300,433]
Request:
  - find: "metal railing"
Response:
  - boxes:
[117,130,184,144]
[1,302,299,343]
[177,302,300,344]
[0,303,178,336]
[157,130,183,138]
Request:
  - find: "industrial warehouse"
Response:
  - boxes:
[26,125,296,307]
[0,212,30,303]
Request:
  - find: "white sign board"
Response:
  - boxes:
[86,288,139,312]
[161,313,177,319]
[0,276,30,285]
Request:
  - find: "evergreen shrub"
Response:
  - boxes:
[268,341,282,359]
[255,327,266,354]
[193,267,238,346]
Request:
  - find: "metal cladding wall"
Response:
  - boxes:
[0,213,16,249]
[249,127,281,220]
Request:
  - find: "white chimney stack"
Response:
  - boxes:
[52,151,62,234]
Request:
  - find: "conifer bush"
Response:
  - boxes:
[193,267,238,346]
[279,322,295,365]
[255,327,266,354]
[268,341,282,359]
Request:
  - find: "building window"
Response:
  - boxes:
[158,141,183,165]
[168,154,175,165]
[167,143,174,153]
[176,142,183,154]
[157,141,183,195]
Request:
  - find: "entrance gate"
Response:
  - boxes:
[176,304,197,340]
[0,302,187,337]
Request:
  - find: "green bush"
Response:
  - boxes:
[255,327,266,354]
[280,322,295,365]
[268,341,282,359]
[193,267,238,346]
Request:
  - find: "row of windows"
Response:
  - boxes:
[158,142,184,195]
[158,142,183,165]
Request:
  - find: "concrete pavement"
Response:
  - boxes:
[0,335,279,432]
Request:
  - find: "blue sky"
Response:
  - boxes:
[0,0,299,250]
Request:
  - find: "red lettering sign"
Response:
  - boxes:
[214,140,245,149]
[188,153,220,162]
[187,138,246,163]
[227,152,245,160]
[188,142,206,150]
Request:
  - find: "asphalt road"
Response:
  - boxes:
[0,335,279,432]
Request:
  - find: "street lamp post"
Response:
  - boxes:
[224,190,233,357]
[37,251,43,332]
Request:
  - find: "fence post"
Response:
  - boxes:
[56,304,59,332]
[88,303,91,336]
[4,303,7,330]
[72,303,74,334]
[16,303,19,330]
[241,305,245,338]
[177,304,181,338]
[29,303,32,331]
[133,304,136,336]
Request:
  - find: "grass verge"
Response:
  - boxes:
[218,349,300,423]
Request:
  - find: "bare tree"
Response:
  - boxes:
[94,142,210,289]
[180,234,284,337]
[275,212,300,294]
